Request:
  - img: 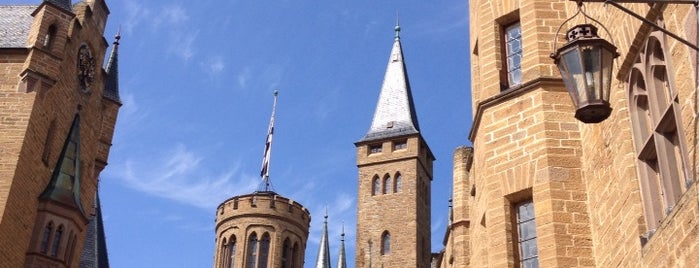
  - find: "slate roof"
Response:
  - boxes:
[79,192,110,268]
[359,28,421,142]
[0,5,37,48]
[45,0,72,12]
[103,33,121,104]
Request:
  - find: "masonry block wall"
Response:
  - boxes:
[447,0,699,267]
[0,1,119,267]
[355,135,434,268]
[214,193,311,268]
[439,147,473,267]
[460,0,597,267]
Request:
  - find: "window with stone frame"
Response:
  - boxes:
[383,174,391,194]
[281,238,291,268]
[40,221,53,254]
[50,225,63,257]
[372,175,380,196]
[393,140,407,150]
[246,233,258,268]
[228,236,237,268]
[381,231,391,255]
[258,233,270,268]
[503,21,522,89]
[394,172,402,193]
[512,200,538,268]
[369,143,382,154]
[627,22,693,234]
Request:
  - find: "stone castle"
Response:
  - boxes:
[0,0,120,267]
[4,0,699,268]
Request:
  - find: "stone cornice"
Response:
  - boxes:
[469,77,566,142]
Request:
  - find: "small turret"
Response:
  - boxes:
[314,209,331,268]
[103,31,121,104]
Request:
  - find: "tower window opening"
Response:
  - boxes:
[50,225,63,257]
[40,222,53,254]
[393,140,407,150]
[372,176,380,196]
[369,144,382,154]
[383,174,391,194]
[381,231,391,255]
[513,200,539,268]
[44,24,57,48]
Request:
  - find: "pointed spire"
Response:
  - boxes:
[337,222,347,268]
[260,90,279,191]
[314,209,331,268]
[104,30,121,104]
[360,24,420,142]
[44,0,72,13]
[40,114,85,215]
[79,190,111,268]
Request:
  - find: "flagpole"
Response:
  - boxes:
[260,90,278,192]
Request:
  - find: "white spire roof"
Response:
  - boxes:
[360,25,420,142]
[314,211,331,268]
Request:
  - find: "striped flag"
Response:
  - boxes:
[260,90,278,179]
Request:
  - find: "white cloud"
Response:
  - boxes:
[162,5,189,24]
[202,56,225,75]
[114,144,259,209]
[168,31,198,61]
[237,67,251,89]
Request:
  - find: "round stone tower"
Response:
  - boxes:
[213,191,311,268]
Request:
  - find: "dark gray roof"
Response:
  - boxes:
[359,32,421,143]
[45,0,73,12]
[0,5,37,48]
[79,192,110,268]
[103,33,121,104]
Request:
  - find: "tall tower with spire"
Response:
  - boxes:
[354,24,435,268]
[0,0,121,267]
[213,92,311,268]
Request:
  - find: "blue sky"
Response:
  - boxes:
[25,0,471,267]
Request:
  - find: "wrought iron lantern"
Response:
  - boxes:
[551,24,619,123]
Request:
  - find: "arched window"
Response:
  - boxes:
[258,233,271,268]
[66,234,77,265]
[292,242,300,268]
[229,236,237,268]
[220,237,228,267]
[394,173,402,193]
[628,24,691,232]
[381,231,391,255]
[281,238,291,268]
[383,174,391,194]
[44,24,57,48]
[372,175,380,196]
[50,225,63,257]
[40,222,53,254]
[246,233,258,268]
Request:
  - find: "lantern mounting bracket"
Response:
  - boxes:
[573,0,699,51]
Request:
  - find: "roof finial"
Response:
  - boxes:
[394,13,401,40]
[114,26,121,45]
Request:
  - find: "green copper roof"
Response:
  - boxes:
[40,114,84,215]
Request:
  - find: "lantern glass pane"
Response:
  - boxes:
[582,45,602,103]
[601,48,613,102]
[562,49,586,105]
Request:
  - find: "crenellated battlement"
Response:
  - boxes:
[215,191,310,231]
